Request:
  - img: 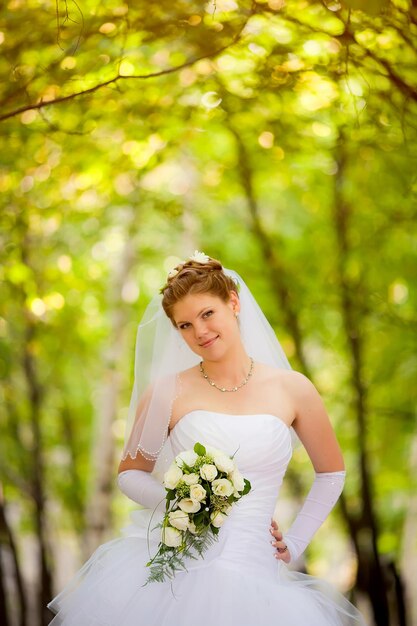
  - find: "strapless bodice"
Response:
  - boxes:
[170,409,292,479]
[169,410,293,573]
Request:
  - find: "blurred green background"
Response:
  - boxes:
[0,1,416,625]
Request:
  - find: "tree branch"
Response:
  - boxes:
[0,13,252,123]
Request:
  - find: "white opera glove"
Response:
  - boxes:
[283,470,346,563]
[117,469,166,513]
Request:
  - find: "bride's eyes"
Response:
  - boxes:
[177,310,214,330]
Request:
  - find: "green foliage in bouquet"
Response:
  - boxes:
[145,442,251,584]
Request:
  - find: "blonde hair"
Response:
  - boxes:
[161,257,238,325]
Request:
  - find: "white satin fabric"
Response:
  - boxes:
[48,411,367,625]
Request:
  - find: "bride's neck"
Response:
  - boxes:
[201,346,251,386]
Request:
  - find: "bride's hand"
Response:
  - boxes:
[270,519,291,563]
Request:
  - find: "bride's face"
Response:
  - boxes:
[172,291,240,359]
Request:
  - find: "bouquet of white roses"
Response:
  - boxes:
[145,442,251,584]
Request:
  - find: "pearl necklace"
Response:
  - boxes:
[199,358,254,392]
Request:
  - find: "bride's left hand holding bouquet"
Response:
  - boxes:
[145,442,251,584]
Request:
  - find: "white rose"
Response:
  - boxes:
[168,510,190,531]
[163,463,183,489]
[189,483,207,502]
[212,478,234,497]
[213,453,234,474]
[161,526,182,547]
[200,464,218,482]
[175,450,198,468]
[178,498,201,513]
[182,473,200,485]
[210,511,226,528]
[188,521,198,535]
[230,469,245,492]
[205,446,235,474]
[206,445,223,458]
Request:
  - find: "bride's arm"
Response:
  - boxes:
[117,468,166,512]
[117,377,182,511]
[288,371,345,471]
[271,371,346,563]
[117,388,166,510]
[117,452,166,511]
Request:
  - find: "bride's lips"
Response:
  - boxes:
[199,335,219,348]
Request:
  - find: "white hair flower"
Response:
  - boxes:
[164,251,209,286]
[188,250,210,264]
[167,268,179,279]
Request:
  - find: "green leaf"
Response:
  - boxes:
[241,479,251,496]
[193,512,204,525]
[194,442,206,456]
[166,490,176,502]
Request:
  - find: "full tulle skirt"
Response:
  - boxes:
[48,509,366,626]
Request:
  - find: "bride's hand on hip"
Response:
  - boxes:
[270,519,291,563]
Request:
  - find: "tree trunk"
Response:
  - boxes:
[16,225,54,626]
[22,320,54,626]
[227,118,311,378]
[333,144,390,625]
[59,406,86,536]
[0,546,10,626]
[400,434,417,625]
[0,488,27,626]
[83,213,139,556]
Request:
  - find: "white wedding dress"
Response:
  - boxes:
[48,411,367,625]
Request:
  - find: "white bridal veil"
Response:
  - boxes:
[122,268,293,468]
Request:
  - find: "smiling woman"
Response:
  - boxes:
[161,258,253,392]
[47,252,366,626]
[173,292,239,346]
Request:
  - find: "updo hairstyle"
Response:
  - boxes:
[161,257,238,326]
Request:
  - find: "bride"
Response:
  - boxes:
[48,252,367,625]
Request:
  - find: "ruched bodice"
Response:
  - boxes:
[170,410,292,468]
[170,410,292,573]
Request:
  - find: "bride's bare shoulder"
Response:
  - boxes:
[256,363,313,391]
[177,365,201,385]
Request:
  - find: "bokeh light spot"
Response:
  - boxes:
[258,131,274,149]
[99,22,117,34]
[119,60,135,76]
[201,91,222,109]
[30,298,46,317]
